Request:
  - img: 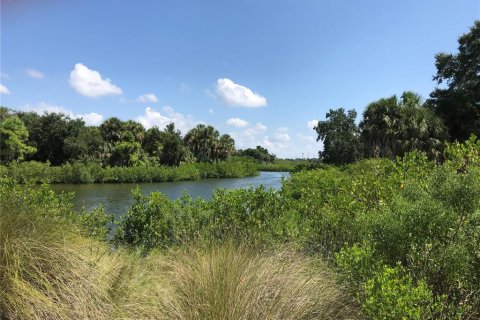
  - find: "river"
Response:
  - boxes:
[51,171,290,217]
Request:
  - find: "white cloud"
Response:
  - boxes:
[20,102,104,126]
[261,128,291,155]
[274,127,290,143]
[297,133,316,143]
[229,123,267,150]
[81,113,104,126]
[307,120,318,130]
[136,106,199,133]
[26,69,44,79]
[245,123,267,136]
[226,117,249,128]
[0,84,10,95]
[138,93,159,103]
[215,78,267,108]
[69,63,122,98]
[230,124,320,158]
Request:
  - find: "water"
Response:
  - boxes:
[51,171,289,217]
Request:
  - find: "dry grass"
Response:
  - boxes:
[0,208,360,320]
[0,210,114,319]
[157,242,360,320]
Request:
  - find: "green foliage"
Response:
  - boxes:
[114,186,297,249]
[428,20,480,141]
[237,145,276,163]
[0,178,112,240]
[0,158,258,184]
[363,266,442,320]
[184,124,236,163]
[360,92,447,160]
[18,112,86,165]
[314,108,362,164]
[0,116,36,163]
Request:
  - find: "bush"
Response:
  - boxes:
[0,159,258,184]
[114,186,297,249]
[363,265,442,320]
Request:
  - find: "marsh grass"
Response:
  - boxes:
[0,207,358,319]
[157,242,360,320]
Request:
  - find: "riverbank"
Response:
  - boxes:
[50,171,289,216]
[1,139,479,318]
[0,158,258,184]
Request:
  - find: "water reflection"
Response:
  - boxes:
[51,171,289,218]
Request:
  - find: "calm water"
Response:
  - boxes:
[51,171,289,218]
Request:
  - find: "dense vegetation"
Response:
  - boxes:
[0,157,258,184]
[1,20,479,320]
[0,110,282,182]
[1,137,479,319]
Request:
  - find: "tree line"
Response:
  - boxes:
[314,21,479,165]
[0,109,276,166]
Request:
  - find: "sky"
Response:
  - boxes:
[1,0,479,158]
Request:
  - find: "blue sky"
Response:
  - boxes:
[1,0,479,158]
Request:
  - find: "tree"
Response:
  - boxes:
[216,134,236,161]
[314,108,362,165]
[360,92,447,160]
[237,146,276,163]
[99,117,124,144]
[158,123,186,166]
[18,112,85,165]
[184,124,236,162]
[360,96,400,158]
[427,20,480,141]
[0,116,36,163]
[64,126,106,162]
[143,126,164,159]
[396,92,447,159]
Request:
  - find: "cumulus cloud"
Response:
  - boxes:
[307,120,318,130]
[0,84,10,95]
[26,69,44,79]
[138,93,159,103]
[297,133,316,143]
[274,127,290,143]
[69,63,122,98]
[230,124,320,158]
[136,106,199,133]
[229,123,267,150]
[20,102,104,126]
[215,78,267,108]
[226,117,249,128]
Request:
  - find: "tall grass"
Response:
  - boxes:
[157,242,359,320]
[0,205,358,319]
[0,209,114,319]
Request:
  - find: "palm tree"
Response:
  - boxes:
[184,125,236,162]
[184,124,220,162]
[360,96,401,159]
[397,92,447,159]
[217,134,236,161]
[360,92,447,160]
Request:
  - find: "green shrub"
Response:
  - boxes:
[363,265,442,320]
[0,159,257,184]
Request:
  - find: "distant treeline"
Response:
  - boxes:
[0,109,275,167]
